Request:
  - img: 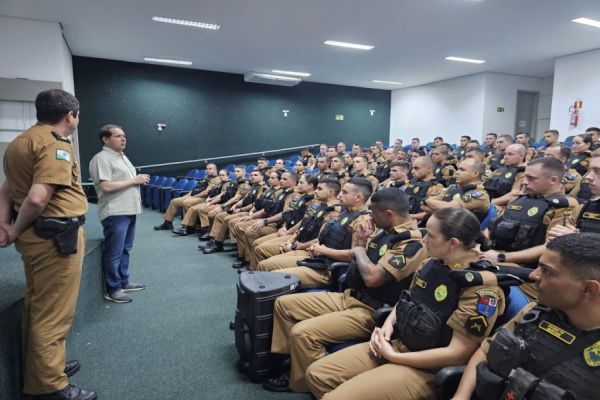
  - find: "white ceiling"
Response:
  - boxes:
[2,0,600,89]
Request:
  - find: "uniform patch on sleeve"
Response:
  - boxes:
[388,255,406,269]
[476,292,499,317]
[56,149,71,161]
[464,315,489,337]
[470,191,483,198]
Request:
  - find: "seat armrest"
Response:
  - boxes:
[434,365,466,400]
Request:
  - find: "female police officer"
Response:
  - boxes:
[305,207,507,399]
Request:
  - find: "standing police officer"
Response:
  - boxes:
[0,89,95,399]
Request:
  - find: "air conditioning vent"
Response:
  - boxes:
[244,72,301,87]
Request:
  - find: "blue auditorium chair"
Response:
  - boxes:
[142,175,160,206]
[480,204,497,230]
[144,176,166,207]
[246,164,256,172]
[151,177,176,210]
[195,169,207,179]
[160,178,189,212]
[225,163,236,172]
[289,155,301,163]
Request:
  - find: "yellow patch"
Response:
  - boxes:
[539,320,576,345]
[453,193,461,201]
[504,172,512,178]
[572,158,580,164]
[415,277,427,289]
[317,211,324,217]
[341,217,349,225]
[583,340,600,367]
[413,187,420,193]
[379,244,388,256]
[507,205,522,211]
[583,212,600,221]
[527,207,539,217]
[434,284,448,302]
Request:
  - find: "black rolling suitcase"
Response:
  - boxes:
[234,271,300,382]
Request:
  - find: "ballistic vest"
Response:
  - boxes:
[296,203,339,243]
[404,179,435,214]
[241,183,262,207]
[264,188,294,217]
[282,194,314,228]
[347,228,425,309]
[489,152,506,171]
[483,165,524,199]
[374,162,390,182]
[566,151,591,176]
[220,179,244,203]
[190,175,212,195]
[254,187,276,211]
[490,194,570,252]
[577,179,593,203]
[575,198,600,234]
[208,180,227,198]
[443,184,486,220]
[318,208,368,250]
[434,163,456,186]
[512,305,600,400]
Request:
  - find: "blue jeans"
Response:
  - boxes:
[101,215,137,292]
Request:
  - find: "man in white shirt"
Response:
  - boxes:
[89,125,149,303]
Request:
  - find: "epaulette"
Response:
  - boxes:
[544,195,570,208]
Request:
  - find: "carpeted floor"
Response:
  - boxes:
[67,209,309,400]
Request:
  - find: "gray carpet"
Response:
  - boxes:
[66,209,309,400]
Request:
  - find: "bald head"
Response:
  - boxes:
[455,158,484,185]
[411,156,434,180]
[503,144,526,167]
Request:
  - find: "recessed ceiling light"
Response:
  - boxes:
[371,80,403,85]
[272,69,311,77]
[572,17,600,29]
[143,57,193,66]
[152,16,220,30]
[445,56,486,64]
[324,40,374,50]
[251,73,301,82]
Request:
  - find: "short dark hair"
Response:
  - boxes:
[319,177,341,195]
[527,157,565,179]
[35,89,79,124]
[99,124,122,145]
[283,170,299,184]
[389,160,409,170]
[516,132,530,138]
[498,134,513,144]
[486,133,497,139]
[575,133,593,146]
[434,136,444,141]
[545,129,560,137]
[371,188,409,217]
[257,157,268,162]
[412,149,427,157]
[557,145,571,160]
[347,177,373,201]
[546,233,600,281]
[585,127,600,135]
[467,148,485,157]
[460,135,471,141]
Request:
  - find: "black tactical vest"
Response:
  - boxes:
[191,176,211,195]
[374,162,390,182]
[434,163,455,186]
[566,151,591,176]
[220,180,243,203]
[575,199,600,234]
[318,208,368,250]
[282,194,314,228]
[347,229,424,309]
[208,181,226,198]
[483,166,524,199]
[490,194,570,252]
[512,306,600,400]
[443,184,486,220]
[404,179,434,214]
[264,188,294,217]
[577,179,593,203]
[254,187,276,211]
[296,203,337,243]
[241,184,262,207]
[489,152,505,171]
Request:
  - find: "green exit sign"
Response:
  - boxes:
[497,107,505,112]
[335,114,344,121]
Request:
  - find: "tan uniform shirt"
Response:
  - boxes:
[3,123,87,218]
[562,169,583,197]
[89,146,141,221]
[431,182,490,215]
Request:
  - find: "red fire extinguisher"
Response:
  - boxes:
[570,106,579,127]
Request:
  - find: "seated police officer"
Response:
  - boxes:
[305,207,509,399]
[431,146,457,186]
[543,145,583,198]
[403,156,444,222]
[515,132,536,162]
[534,129,560,159]
[452,233,600,400]
[486,134,512,172]
[379,160,409,189]
[486,143,526,208]
[422,158,490,221]
[264,188,428,393]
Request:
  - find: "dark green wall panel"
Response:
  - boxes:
[73,57,390,179]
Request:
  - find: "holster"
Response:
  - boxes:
[530,380,575,400]
[394,290,443,351]
[475,362,506,400]
[34,217,83,255]
[296,257,330,270]
[501,368,539,400]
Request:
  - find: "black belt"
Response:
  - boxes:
[350,289,384,310]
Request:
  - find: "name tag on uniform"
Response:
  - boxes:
[56,149,71,161]
[583,212,600,221]
[539,320,576,345]
[507,205,522,211]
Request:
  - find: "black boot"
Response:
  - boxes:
[198,238,215,250]
[198,231,211,241]
[232,258,247,269]
[203,241,224,254]
[64,360,80,377]
[172,225,189,236]
[154,220,173,231]
[27,384,97,400]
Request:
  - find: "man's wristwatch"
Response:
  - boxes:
[263,218,269,225]
[291,242,297,250]
[497,253,507,263]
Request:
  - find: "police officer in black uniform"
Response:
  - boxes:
[453,233,600,400]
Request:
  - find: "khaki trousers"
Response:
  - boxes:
[271,290,375,392]
[16,227,85,395]
[240,222,278,261]
[196,203,220,227]
[163,194,204,222]
[255,250,330,289]
[305,341,436,400]
[223,213,250,244]
[249,233,292,268]
[210,211,245,241]
[229,219,256,258]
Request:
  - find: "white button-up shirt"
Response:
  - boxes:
[89,146,142,221]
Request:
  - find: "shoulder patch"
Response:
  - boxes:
[476,290,500,317]
[470,191,483,198]
[402,241,423,257]
[388,255,406,269]
[464,315,489,337]
[583,340,600,367]
[56,149,71,161]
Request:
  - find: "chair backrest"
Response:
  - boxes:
[148,175,160,185]
[289,155,301,163]
[225,163,236,172]
[480,204,497,230]
[154,176,167,186]
[268,159,276,167]
[174,179,189,189]
[495,286,530,330]
[161,177,177,187]
[196,169,207,178]
[185,169,200,178]
[184,180,198,191]
[245,164,256,172]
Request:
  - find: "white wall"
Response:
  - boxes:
[390,72,550,145]
[390,74,486,146]
[550,49,600,138]
[481,73,544,136]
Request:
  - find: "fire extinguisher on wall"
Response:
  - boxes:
[569,100,583,127]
